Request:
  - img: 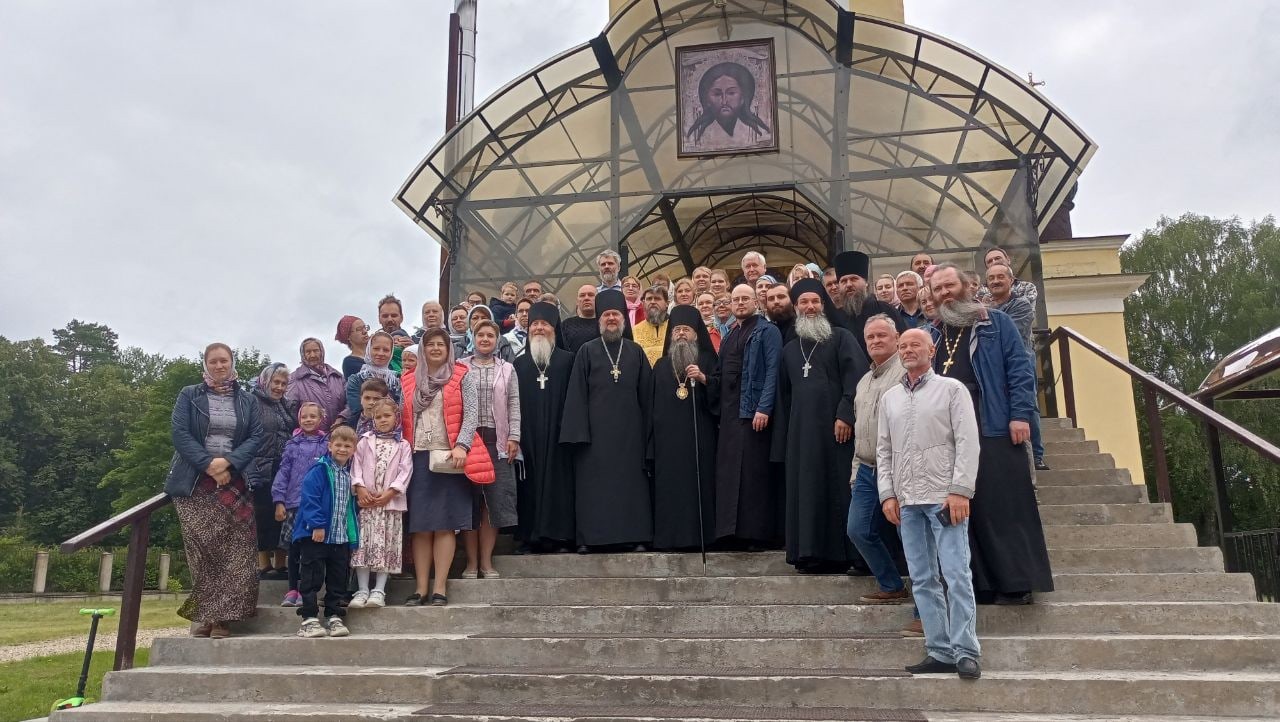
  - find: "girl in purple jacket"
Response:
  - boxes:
[271,402,330,607]
[347,399,413,609]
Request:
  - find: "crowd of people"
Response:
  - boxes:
[163,245,1051,678]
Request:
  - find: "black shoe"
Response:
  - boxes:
[1034,457,1050,471]
[577,545,590,554]
[905,656,957,674]
[257,567,274,580]
[430,593,448,606]
[956,656,981,680]
[514,543,533,555]
[633,544,648,553]
[994,592,1033,605]
[403,593,424,607]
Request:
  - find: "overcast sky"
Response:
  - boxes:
[2,1,1276,363]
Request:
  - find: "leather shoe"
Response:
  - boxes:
[994,592,1033,605]
[904,655,956,674]
[956,656,981,680]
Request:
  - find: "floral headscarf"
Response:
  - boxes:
[203,345,238,396]
[414,328,455,415]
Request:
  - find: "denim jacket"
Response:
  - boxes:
[929,308,1037,438]
[163,384,264,497]
[736,317,783,419]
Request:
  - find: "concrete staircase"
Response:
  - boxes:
[53,418,1280,721]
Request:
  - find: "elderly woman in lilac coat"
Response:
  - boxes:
[285,338,346,430]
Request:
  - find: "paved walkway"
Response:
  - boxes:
[0,626,187,663]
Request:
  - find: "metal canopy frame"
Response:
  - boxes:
[395,0,1096,300]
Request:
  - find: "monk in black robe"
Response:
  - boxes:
[830,250,907,357]
[648,305,719,550]
[714,284,784,548]
[772,278,868,572]
[560,289,653,551]
[513,302,576,551]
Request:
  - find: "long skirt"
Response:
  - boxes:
[407,451,479,533]
[477,427,519,529]
[174,475,259,624]
[352,507,404,573]
[969,436,1055,594]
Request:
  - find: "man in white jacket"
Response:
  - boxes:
[877,328,982,680]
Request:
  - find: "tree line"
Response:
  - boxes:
[0,213,1275,548]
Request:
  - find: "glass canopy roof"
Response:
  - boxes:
[395,0,1096,299]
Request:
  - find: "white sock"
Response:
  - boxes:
[356,567,370,593]
[375,572,389,592]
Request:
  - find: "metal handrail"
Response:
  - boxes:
[1047,326,1280,543]
[59,492,171,671]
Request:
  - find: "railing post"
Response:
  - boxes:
[98,552,113,593]
[158,552,171,593]
[1204,398,1235,551]
[114,515,150,671]
[1142,386,1173,504]
[33,552,49,594]
[1058,337,1077,426]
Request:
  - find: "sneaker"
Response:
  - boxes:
[461,569,479,579]
[280,590,302,607]
[900,618,924,638]
[480,569,500,579]
[366,590,386,608]
[859,589,911,605]
[327,616,349,638]
[298,618,327,638]
[348,590,370,608]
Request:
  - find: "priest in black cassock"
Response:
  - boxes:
[771,278,869,573]
[560,289,654,552]
[830,251,907,357]
[513,302,577,553]
[648,305,719,550]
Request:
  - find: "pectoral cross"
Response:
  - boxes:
[610,365,621,382]
[942,358,954,375]
[537,373,547,390]
[802,361,812,378]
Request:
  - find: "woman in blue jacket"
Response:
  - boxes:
[164,342,264,639]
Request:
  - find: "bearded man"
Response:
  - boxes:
[929,263,1052,604]
[765,282,797,344]
[648,305,719,550]
[560,289,653,552]
[830,251,907,357]
[771,278,867,573]
[633,285,670,367]
[513,302,577,552]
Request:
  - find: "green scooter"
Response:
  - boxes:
[51,608,116,712]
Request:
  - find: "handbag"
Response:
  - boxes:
[428,449,464,475]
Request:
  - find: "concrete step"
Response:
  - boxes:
[233,601,1280,636]
[1042,523,1197,549]
[55,702,1280,722]
[480,548,1221,578]
[1033,468,1132,486]
[256,570,1251,608]
[97,664,1280,717]
[1041,417,1075,429]
[1040,426,1086,442]
[150,632,1280,673]
[1041,453,1115,470]
[1038,503,1171,525]
[1035,484,1146,505]
[1040,440,1099,455]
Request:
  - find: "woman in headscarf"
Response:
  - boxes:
[285,337,345,429]
[874,273,899,306]
[455,304,515,363]
[335,315,371,379]
[787,264,813,286]
[343,331,404,430]
[164,343,264,639]
[621,275,647,326]
[405,328,494,606]
[246,362,298,579]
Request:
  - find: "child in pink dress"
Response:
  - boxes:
[347,399,413,608]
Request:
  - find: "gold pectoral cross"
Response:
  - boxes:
[610,365,621,382]
[942,357,954,374]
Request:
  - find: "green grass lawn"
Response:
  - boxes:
[0,648,149,722]
[0,598,184,646]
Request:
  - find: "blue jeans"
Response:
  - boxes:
[1030,409,1044,460]
[846,464,904,593]
[900,503,980,663]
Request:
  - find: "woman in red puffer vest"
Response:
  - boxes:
[404,329,494,607]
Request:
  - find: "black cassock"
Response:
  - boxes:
[560,337,653,547]
[832,299,907,357]
[772,326,868,568]
[514,349,577,546]
[648,351,719,550]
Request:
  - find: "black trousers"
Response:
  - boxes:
[296,539,350,620]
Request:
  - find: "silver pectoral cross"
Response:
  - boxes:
[611,365,621,382]
[537,373,547,390]
[802,361,812,378]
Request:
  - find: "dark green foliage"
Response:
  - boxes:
[1122,214,1280,541]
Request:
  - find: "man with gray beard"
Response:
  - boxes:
[928,264,1052,605]
[771,278,868,573]
[513,302,578,552]
[648,305,719,550]
[830,251,907,358]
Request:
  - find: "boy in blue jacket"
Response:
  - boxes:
[293,425,360,638]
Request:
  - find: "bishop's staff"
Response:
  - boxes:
[687,375,709,575]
